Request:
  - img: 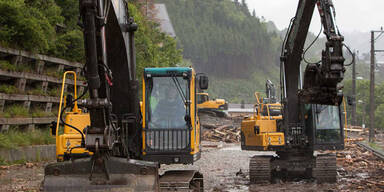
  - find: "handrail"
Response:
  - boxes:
[55,71,79,146]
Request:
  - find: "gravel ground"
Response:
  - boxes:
[0,141,383,191]
[162,142,341,192]
[0,162,46,192]
[1,123,383,192]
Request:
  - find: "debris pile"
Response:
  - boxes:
[199,113,242,143]
[337,142,384,191]
[202,124,240,143]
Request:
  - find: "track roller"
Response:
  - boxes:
[312,153,337,183]
[249,156,271,184]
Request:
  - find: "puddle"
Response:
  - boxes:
[220,146,241,151]
[356,172,369,179]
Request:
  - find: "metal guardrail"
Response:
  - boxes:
[356,141,384,160]
[0,46,83,68]
[0,46,85,131]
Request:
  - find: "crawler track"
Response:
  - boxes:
[312,153,337,183]
[249,156,271,184]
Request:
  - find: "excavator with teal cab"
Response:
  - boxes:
[43,0,207,191]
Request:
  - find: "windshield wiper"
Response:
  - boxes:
[171,76,188,105]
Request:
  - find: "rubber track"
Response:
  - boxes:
[312,153,337,183]
[249,156,271,184]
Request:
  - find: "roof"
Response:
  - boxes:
[144,67,191,75]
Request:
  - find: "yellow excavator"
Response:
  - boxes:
[47,67,207,191]
[43,0,208,190]
[241,89,283,151]
[197,92,228,117]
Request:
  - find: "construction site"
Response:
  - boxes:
[1,113,384,191]
[0,0,383,191]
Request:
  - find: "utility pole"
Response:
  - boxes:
[369,31,375,143]
[369,29,384,143]
[351,51,356,126]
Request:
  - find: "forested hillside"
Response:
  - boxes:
[0,0,182,79]
[158,0,280,78]
[156,0,282,102]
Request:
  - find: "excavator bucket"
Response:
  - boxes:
[43,157,159,191]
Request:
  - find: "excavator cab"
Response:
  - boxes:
[304,104,344,150]
[142,67,207,164]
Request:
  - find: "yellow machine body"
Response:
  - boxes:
[241,92,285,151]
[141,67,202,164]
[54,71,92,161]
[54,68,203,165]
[197,93,227,110]
[56,113,91,161]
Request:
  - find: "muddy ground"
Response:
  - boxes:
[0,114,383,191]
[0,141,383,192]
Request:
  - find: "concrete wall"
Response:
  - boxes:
[0,145,55,162]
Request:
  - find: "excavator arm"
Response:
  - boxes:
[301,0,345,105]
[280,0,345,139]
[81,0,141,158]
[265,79,277,103]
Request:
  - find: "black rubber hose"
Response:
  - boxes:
[60,87,88,147]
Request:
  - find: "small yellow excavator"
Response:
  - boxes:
[197,92,228,117]
[241,88,283,151]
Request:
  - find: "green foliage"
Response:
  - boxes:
[208,64,280,103]
[0,0,83,59]
[45,67,64,78]
[31,108,53,118]
[0,84,18,94]
[27,88,46,96]
[54,0,79,30]
[0,60,16,71]
[47,88,60,97]
[128,3,182,81]
[0,128,55,149]
[0,0,183,70]
[55,30,85,62]
[0,0,59,53]
[343,78,384,130]
[0,60,33,72]
[158,0,280,78]
[157,0,282,102]
[3,105,29,118]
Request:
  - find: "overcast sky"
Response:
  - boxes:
[247,0,384,33]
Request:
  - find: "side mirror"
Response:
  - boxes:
[199,75,209,90]
[50,121,57,136]
[346,96,354,106]
[184,115,191,126]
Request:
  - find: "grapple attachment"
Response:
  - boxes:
[43,157,159,191]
